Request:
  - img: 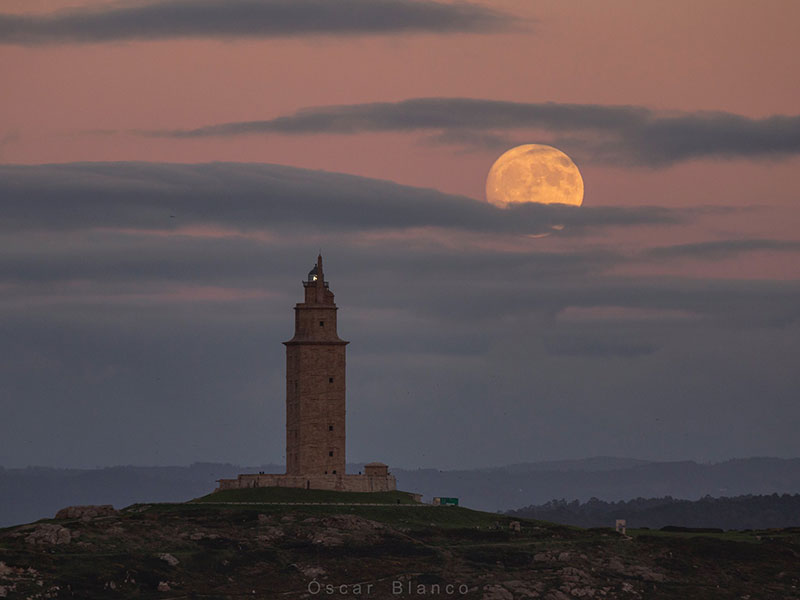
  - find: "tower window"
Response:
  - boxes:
[329,377,334,383]
[329,451,334,457]
[332,470,337,474]
[319,321,325,327]
[328,425,334,431]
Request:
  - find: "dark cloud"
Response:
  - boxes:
[409,276,800,328]
[0,0,511,45]
[645,239,800,260]
[152,98,800,166]
[3,162,789,324]
[2,160,799,470]
[637,113,800,165]
[160,98,647,138]
[0,162,682,236]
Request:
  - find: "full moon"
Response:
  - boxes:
[485,144,584,208]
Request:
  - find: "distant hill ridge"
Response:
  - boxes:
[478,456,654,473]
[2,457,800,527]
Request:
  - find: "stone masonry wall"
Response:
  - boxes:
[216,473,397,493]
[285,342,346,476]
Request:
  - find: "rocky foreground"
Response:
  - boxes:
[1,500,799,599]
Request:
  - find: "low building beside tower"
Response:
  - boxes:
[216,255,396,493]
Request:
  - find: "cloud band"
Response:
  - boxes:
[0,0,510,45]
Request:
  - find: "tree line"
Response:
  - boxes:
[506,493,800,530]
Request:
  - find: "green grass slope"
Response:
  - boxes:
[139,499,538,531]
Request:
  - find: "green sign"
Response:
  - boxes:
[437,497,459,506]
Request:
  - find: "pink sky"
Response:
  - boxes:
[1,1,798,277]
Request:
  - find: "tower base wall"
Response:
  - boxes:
[216,473,397,493]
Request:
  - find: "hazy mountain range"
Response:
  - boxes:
[2,457,799,528]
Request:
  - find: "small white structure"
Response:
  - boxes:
[615,519,627,535]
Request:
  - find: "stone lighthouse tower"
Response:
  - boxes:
[214,256,396,493]
[283,255,348,476]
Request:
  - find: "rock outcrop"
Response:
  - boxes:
[25,524,72,546]
[55,505,117,520]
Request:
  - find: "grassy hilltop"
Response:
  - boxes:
[1,489,799,599]
[193,487,422,505]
